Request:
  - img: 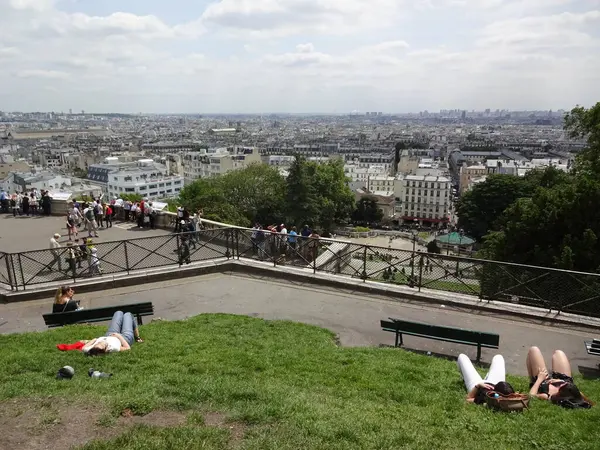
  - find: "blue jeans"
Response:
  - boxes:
[106,311,137,346]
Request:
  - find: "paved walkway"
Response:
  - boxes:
[0,214,170,253]
[1,273,597,376]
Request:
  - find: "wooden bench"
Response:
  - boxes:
[380,317,500,362]
[43,302,154,328]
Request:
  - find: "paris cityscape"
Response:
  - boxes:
[1,0,600,448]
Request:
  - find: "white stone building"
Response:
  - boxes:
[398,174,452,227]
[181,147,261,185]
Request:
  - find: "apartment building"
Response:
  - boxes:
[367,175,395,196]
[181,146,261,185]
[88,158,183,200]
[459,163,487,194]
[398,175,451,227]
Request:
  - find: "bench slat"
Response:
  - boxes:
[43,302,154,328]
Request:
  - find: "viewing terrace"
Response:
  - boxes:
[1,211,600,377]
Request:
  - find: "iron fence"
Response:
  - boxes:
[2,228,600,318]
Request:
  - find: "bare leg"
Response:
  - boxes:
[551,350,572,377]
[526,346,547,378]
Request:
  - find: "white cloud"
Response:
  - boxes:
[0,0,598,112]
[201,0,406,37]
[16,69,70,79]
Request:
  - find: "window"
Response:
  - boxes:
[125,188,135,193]
[166,182,172,186]
[159,183,165,187]
[139,186,147,191]
[174,180,182,185]
[175,188,181,192]
[149,192,158,197]
[167,189,173,193]
[113,177,118,181]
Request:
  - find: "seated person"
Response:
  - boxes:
[457,353,516,403]
[52,286,82,313]
[526,346,592,409]
[82,311,143,356]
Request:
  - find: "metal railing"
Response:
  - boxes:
[2,228,600,318]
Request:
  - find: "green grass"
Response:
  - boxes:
[1,314,599,449]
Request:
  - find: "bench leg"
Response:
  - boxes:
[476,344,481,363]
[137,315,143,326]
[395,332,403,348]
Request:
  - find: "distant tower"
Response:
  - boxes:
[81,110,85,115]
[69,108,72,115]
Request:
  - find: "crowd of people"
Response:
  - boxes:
[248,223,323,262]
[0,189,53,216]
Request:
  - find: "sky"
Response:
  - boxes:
[0,0,599,113]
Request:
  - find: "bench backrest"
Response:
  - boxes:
[43,302,154,327]
[381,319,499,347]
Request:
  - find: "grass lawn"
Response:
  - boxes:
[1,314,599,449]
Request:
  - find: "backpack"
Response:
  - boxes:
[85,209,94,221]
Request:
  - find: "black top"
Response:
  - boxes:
[52,300,80,314]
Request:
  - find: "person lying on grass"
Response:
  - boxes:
[82,311,143,356]
[527,346,592,409]
[457,353,520,403]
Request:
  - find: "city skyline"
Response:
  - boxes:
[0,0,599,113]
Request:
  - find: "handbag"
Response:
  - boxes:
[486,392,529,412]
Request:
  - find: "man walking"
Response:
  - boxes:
[49,233,63,272]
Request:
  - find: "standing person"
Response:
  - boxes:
[147,202,155,229]
[11,192,19,217]
[82,311,143,355]
[21,193,29,216]
[66,211,78,241]
[0,190,7,213]
[178,221,191,265]
[124,200,131,222]
[41,191,52,216]
[175,206,184,232]
[288,226,298,253]
[65,241,78,278]
[83,204,99,238]
[29,192,38,216]
[279,224,288,255]
[89,247,102,276]
[49,233,63,272]
[307,230,320,262]
[526,346,592,408]
[105,204,113,228]
[95,201,104,228]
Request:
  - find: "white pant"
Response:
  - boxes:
[457,353,505,393]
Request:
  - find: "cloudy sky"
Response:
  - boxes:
[0,0,599,113]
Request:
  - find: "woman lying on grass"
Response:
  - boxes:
[457,353,519,403]
[82,311,143,356]
[527,346,592,409]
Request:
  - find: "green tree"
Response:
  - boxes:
[480,102,600,274]
[426,240,441,254]
[178,164,285,227]
[313,159,356,232]
[120,193,143,202]
[352,198,384,225]
[285,156,322,228]
[455,174,533,241]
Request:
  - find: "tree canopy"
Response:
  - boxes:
[178,156,355,232]
[474,102,600,273]
[352,198,384,225]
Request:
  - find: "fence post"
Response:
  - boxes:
[235,229,240,259]
[225,230,232,259]
[176,234,182,266]
[6,253,15,291]
[17,253,26,290]
[418,254,424,292]
[124,241,130,274]
[362,245,367,282]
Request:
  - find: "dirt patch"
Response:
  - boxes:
[0,398,120,450]
[204,411,247,444]
[0,398,248,449]
[119,410,187,428]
